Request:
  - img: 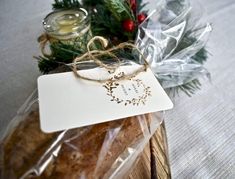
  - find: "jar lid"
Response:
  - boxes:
[43,8,89,40]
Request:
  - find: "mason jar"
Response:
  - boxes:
[43,8,91,45]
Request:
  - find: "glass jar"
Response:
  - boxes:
[43,8,91,44]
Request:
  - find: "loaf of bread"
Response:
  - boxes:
[1,110,149,179]
[1,111,58,178]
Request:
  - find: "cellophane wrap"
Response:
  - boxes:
[0,89,163,179]
[136,0,212,89]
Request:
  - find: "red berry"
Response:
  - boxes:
[137,13,147,24]
[122,19,135,32]
[129,0,136,12]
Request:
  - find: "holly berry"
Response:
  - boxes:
[122,19,135,32]
[129,0,136,12]
[137,13,147,24]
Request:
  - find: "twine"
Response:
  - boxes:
[38,33,54,57]
[38,34,149,83]
[72,36,149,83]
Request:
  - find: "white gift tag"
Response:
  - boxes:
[38,65,173,133]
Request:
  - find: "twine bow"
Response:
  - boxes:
[72,36,149,83]
[38,33,53,57]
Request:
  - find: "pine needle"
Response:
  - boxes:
[104,0,133,21]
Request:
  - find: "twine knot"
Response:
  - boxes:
[72,36,149,83]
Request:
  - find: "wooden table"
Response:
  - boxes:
[129,121,171,179]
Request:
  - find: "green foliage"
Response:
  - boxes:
[90,5,135,41]
[168,79,202,97]
[82,0,104,7]
[192,48,208,65]
[36,35,136,74]
[104,0,134,21]
[36,56,59,74]
[52,0,81,9]
[53,0,105,9]
[91,0,136,40]
[179,79,202,96]
[168,31,209,96]
[173,33,208,64]
[90,5,121,36]
[36,36,90,73]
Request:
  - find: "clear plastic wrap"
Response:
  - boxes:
[136,0,212,88]
[0,89,163,179]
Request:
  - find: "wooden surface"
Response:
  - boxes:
[129,121,171,179]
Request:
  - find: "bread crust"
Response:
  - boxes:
[1,111,146,179]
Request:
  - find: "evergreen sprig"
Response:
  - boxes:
[91,5,121,36]
[82,0,104,7]
[36,35,136,74]
[104,0,134,21]
[52,0,81,9]
[172,31,208,64]
[167,31,209,96]
[36,36,89,73]
[179,79,202,96]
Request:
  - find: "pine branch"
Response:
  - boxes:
[35,34,136,74]
[82,0,104,7]
[167,79,202,97]
[104,0,134,21]
[90,5,133,41]
[178,79,202,96]
[172,34,208,64]
[36,56,59,74]
[35,36,90,73]
[52,0,82,10]
[168,31,209,96]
